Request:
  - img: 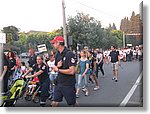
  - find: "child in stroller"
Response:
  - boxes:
[24,76,53,103]
[24,77,40,102]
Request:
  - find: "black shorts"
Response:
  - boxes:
[53,85,76,105]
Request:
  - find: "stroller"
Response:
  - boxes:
[0,78,28,107]
[25,82,53,103]
[24,81,40,103]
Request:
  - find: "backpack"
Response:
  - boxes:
[75,61,80,74]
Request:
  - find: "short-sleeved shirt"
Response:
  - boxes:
[55,47,76,86]
[109,50,119,63]
[47,60,57,75]
[8,58,16,70]
[79,59,89,75]
[2,57,9,77]
[3,58,8,70]
[96,53,103,63]
[88,57,96,70]
[28,54,37,67]
[32,63,49,83]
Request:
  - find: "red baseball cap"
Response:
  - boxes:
[50,36,64,44]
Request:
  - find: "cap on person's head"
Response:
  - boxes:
[50,36,64,44]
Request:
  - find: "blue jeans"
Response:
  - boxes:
[77,74,88,89]
[49,74,57,81]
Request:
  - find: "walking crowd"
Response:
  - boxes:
[0,36,143,107]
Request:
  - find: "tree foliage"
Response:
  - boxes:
[2,12,127,52]
[2,26,20,43]
[111,30,123,48]
[67,12,103,49]
[67,12,122,49]
[2,28,63,52]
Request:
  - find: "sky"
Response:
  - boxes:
[0,0,142,32]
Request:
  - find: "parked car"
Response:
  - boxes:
[19,53,29,58]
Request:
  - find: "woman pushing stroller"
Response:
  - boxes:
[22,55,50,107]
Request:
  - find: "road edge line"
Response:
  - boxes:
[120,72,143,107]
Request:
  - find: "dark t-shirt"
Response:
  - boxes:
[8,58,16,69]
[32,63,49,83]
[8,58,16,75]
[55,47,76,86]
[89,57,96,70]
[3,58,8,70]
[2,57,9,77]
[28,54,37,67]
[109,50,119,63]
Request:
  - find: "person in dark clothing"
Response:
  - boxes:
[22,55,50,107]
[108,46,120,82]
[28,48,37,75]
[50,36,77,107]
[95,49,105,78]
[0,53,9,93]
[87,50,99,91]
[7,51,16,77]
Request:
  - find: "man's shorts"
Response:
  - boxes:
[53,85,76,105]
[112,62,119,70]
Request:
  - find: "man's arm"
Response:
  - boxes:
[53,51,76,75]
[54,66,75,75]
[59,66,75,75]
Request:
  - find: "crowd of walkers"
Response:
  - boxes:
[0,36,143,107]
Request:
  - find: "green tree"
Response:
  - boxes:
[102,29,118,49]
[24,29,63,52]
[111,30,123,48]
[67,12,103,49]
[18,32,27,45]
[2,26,20,43]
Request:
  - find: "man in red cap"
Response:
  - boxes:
[50,36,65,44]
[50,36,77,107]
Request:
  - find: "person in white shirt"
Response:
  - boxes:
[47,51,57,89]
[138,48,143,61]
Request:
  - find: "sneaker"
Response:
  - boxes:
[82,88,86,92]
[94,86,99,91]
[76,94,79,98]
[40,102,46,107]
[115,78,118,82]
[112,77,115,80]
[85,91,89,96]
[1,92,6,95]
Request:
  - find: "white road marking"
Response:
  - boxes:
[120,72,143,107]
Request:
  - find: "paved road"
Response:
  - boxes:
[14,60,142,107]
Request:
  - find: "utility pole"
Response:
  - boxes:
[62,0,68,47]
[123,32,125,48]
[0,33,6,76]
